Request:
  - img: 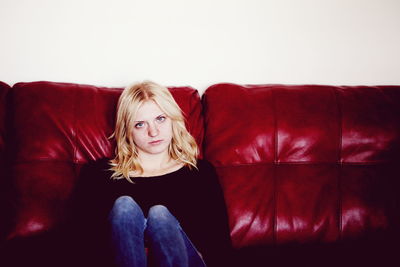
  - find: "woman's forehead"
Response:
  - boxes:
[134,100,164,121]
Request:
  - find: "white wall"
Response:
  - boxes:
[1,0,399,94]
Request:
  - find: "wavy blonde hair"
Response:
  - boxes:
[109,81,198,182]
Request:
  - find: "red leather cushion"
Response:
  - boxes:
[7,81,203,239]
[203,83,400,248]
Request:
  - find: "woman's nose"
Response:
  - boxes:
[148,123,159,137]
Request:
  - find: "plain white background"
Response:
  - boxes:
[0,0,399,94]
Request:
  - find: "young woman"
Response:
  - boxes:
[104,81,232,267]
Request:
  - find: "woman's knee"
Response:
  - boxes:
[147,205,177,226]
[145,205,183,249]
[109,195,143,221]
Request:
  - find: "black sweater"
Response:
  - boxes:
[69,158,232,267]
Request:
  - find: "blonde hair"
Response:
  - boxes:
[109,81,198,182]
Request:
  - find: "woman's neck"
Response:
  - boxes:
[134,152,184,177]
[139,151,171,171]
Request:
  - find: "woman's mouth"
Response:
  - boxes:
[149,140,163,145]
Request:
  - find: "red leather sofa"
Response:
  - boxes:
[1,81,399,267]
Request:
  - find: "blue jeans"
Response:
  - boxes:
[109,196,207,267]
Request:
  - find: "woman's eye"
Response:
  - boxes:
[156,116,166,122]
[135,122,144,128]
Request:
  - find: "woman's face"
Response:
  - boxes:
[131,100,173,157]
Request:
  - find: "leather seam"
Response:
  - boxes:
[272,87,277,245]
[333,87,343,241]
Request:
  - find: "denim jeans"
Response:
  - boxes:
[109,196,207,267]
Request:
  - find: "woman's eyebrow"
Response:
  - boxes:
[134,113,166,122]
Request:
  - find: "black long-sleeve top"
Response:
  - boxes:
[69,158,232,267]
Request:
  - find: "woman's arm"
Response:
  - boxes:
[192,160,233,267]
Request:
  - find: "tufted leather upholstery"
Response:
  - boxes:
[1,81,400,266]
[203,83,400,265]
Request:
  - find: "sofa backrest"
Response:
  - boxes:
[203,83,400,248]
[6,81,203,239]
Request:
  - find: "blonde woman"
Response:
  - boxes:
[105,81,231,267]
